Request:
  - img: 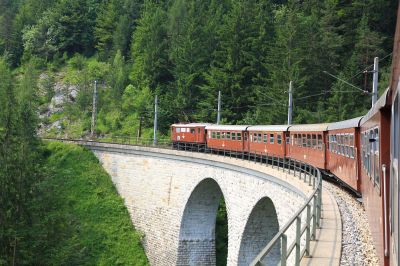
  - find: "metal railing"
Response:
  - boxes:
[43,135,322,265]
[250,159,322,266]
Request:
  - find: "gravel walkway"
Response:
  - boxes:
[323,181,380,266]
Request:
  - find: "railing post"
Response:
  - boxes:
[312,195,317,240]
[293,160,296,176]
[299,162,302,180]
[295,216,301,266]
[317,171,322,228]
[312,168,316,189]
[278,156,280,170]
[288,158,291,174]
[281,234,288,266]
[306,204,311,256]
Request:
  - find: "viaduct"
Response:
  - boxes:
[71,141,340,266]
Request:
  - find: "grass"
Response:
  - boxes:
[33,141,149,265]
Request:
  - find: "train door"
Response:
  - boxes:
[285,133,290,156]
[243,131,249,152]
[391,88,399,266]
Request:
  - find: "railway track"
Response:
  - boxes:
[324,180,379,266]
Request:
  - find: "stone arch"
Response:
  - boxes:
[238,197,280,266]
[177,178,226,266]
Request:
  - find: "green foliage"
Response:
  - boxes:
[1,0,397,137]
[29,141,149,265]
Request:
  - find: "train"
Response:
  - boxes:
[170,5,400,266]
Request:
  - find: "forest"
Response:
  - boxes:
[0,0,397,139]
[0,0,398,264]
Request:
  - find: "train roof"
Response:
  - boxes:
[171,123,211,128]
[327,116,363,130]
[288,123,329,132]
[247,125,290,132]
[360,88,390,125]
[205,125,249,131]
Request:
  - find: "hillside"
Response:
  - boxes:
[25,141,149,265]
[1,0,397,140]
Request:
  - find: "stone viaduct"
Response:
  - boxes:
[79,141,317,266]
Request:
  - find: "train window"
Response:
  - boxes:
[217,132,221,139]
[301,134,306,147]
[270,134,274,144]
[250,133,253,142]
[286,133,290,144]
[212,132,216,139]
[176,127,181,133]
[318,135,323,150]
[238,133,242,141]
[191,128,195,134]
[232,132,236,140]
[374,128,380,187]
[221,132,226,140]
[368,130,373,179]
[258,133,262,142]
[277,134,282,144]
[344,135,349,157]
[226,132,231,140]
[349,134,354,158]
[307,134,311,147]
[198,128,201,133]
[364,133,368,169]
[263,133,268,143]
[312,134,317,148]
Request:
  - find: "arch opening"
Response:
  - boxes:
[238,197,280,266]
[177,178,227,266]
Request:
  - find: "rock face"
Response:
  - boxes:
[38,72,80,134]
[49,82,78,113]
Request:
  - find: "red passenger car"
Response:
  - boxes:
[390,82,399,266]
[360,89,391,266]
[205,125,249,152]
[246,125,290,157]
[327,117,363,193]
[171,123,209,147]
[287,124,328,169]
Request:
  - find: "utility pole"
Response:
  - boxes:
[153,95,158,145]
[90,80,97,139]
[288,81,293,125]
[217,91,221,124]
[372,57,379,106]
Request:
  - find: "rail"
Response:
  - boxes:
[43,135,322,265]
